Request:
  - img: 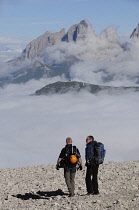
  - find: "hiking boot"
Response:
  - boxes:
[68,193,75,197]
[93,191,99,195]
[86,192,93,195]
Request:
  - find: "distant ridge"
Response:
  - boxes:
[34,81,139,95]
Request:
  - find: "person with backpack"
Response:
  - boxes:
[56,137,82,197]
[85,135,105,195]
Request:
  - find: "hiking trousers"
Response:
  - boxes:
[64,167,76,195]
[86,164,99,194]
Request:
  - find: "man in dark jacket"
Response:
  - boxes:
[56,137,82,197]
[85,135,99,195]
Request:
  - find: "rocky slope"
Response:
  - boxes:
[34,81,139,95]
[22,29,66,60]
[0,161,139,210]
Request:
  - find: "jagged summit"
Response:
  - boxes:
[130,23,139,38]
[62,19,94,42]
[22,19,94,60]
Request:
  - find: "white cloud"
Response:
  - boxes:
[0,36,32,62]
[0,49,22,63]
[0,24,139,169]
[43,26,121,63]
[0,37,21,44]
[0,78,139,169]
[2,24,139,86]
[0,58,32,77]
[43,26,139,86]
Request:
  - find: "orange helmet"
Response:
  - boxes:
[70,155,78,164]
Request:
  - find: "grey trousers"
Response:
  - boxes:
[64,167,76,195]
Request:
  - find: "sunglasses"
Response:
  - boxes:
[86,138,90,141]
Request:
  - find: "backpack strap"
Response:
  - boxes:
[72,146,77,154]
[72,145,74,154]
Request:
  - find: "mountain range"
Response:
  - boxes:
[1,20,92,86]
[1,20,139,89]
[22,19,94,60]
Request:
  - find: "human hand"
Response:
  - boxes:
[56,164,59,170]
[85,160,90,166]
[79,165,82,170]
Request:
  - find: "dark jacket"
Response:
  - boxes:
[59,144,80,168]
[85,141,97,163]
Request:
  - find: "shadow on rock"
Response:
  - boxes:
[37,189,68,197]
[12,189,67,200]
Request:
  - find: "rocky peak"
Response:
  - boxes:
[62,19,94,42]
[22,29,66,59]
[22,19,94,60]
[130,23,139,38]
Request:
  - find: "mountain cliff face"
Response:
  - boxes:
[22,19,94,60]
[62,19,94,42]
[130,23,139,38]
[0,20,94,86]
[22,29,66,59]
[1,20,138,86]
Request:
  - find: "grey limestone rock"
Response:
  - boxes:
[130,23,139,38]
[22,19,95,60]
[0,161,139,209]
[23,28,66,59]
[62,19,95,42]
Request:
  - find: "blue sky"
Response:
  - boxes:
[0,0,139,61]
[1,0,139,39]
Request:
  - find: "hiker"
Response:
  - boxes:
[56,137,82,197]
[85,135,99,195]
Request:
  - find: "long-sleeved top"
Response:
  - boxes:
[85,141,97,161]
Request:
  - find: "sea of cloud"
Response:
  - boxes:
[0,76,139,169]
[0,24,139,169]
[0,36,32,63]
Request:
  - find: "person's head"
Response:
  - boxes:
[86,135,94,144]
[66,137,72,144]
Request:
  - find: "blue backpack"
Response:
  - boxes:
[94,142,106,164]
